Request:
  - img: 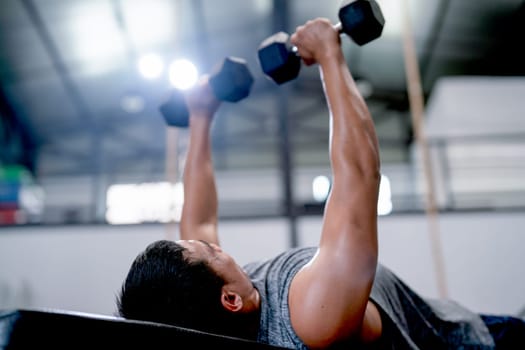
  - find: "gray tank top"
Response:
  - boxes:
[243,247,495,349]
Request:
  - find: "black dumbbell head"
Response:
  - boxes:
[258,32,301,85]
[159,89,189,127]
[209,56,254,102]
[339,0,385,46]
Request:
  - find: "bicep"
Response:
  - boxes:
[289,247,376,347]
[289,192,378,347]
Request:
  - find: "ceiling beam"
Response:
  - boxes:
[21,0,104,181]
[21,0,97,129]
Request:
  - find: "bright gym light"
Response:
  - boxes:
[106,181,184,225]
[312,175,331,202]
[169,59,198,90]
[378,174,393,216]
[138,53,164,79]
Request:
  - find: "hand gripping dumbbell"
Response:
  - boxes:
[159,56,254,127]
[258,0,385,85]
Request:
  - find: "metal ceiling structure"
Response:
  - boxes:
[0,0,524,225]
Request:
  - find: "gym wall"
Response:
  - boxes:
[0,210,524,318]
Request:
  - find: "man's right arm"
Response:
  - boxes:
[287,19,381,348]
[179,77,221,245]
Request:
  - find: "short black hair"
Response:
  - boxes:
[117,240,230,334]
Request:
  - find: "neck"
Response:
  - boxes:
[239,306,262,340]
[230,289,261,340]
[245,286,261,313]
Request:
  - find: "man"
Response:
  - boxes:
[118,19,524,349]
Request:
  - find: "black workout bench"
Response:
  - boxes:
[0,308,290,349]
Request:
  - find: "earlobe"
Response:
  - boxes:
[221,290,243,312]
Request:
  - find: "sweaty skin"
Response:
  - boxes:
[287,19,382,348]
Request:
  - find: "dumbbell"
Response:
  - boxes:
[159,56,254,127]
[258,0,385,85]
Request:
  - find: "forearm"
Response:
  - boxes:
[320,50,380,218]
[320,50,380,182]
[180,113,219,244]
[319,49,380,266]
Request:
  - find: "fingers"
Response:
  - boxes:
[291,26,317,66]
[290,30,314,66]
[185,75,221,116]
[291,18,341,66]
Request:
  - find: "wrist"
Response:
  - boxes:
[189,111,214,132]
[317,46,345,67]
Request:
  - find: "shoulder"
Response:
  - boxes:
[245,247,317,349]
[243,247,317,279]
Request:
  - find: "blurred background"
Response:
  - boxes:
[1,0,524,319]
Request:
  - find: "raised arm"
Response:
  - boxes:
[179,77,221,245]
[288,19,381,348]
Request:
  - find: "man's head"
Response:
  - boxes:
[117,239,259,337]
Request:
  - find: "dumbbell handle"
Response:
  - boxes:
[290,22,344,57]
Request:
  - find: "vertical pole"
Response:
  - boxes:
[278,88,298,248]
[273,0,298,248]
[401,0,448,298]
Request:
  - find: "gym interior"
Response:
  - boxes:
[1,0,524,343]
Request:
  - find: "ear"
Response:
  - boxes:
[220,289,243,313]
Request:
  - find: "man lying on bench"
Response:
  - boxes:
[118,18,525,349]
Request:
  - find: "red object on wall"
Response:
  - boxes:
[0,209,18,225]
